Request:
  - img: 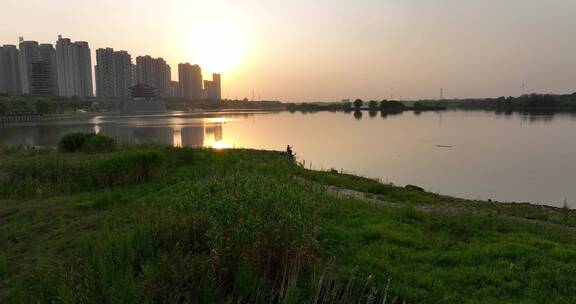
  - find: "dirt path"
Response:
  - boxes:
[320,183,576,231]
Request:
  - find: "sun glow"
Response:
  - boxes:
[211,140,232,150]
[186,17,248,74]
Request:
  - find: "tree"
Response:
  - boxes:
[353,110,363,120]
[353,99,363,110]
[35,99,59,114]
[0,102,7,114]
[342,102,352,112]
[380,100,405,110]
[368,100,378,111]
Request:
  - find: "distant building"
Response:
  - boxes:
[203,73,221,101]
[17,39,58,95]
[131,63,137,86]
[95,48,115,98]
[135,55,171,98]
[55,35,93,97]
[114,51,132,98]
[0,45,22,94]
[32,44,58,95]
[178,63,203,100]
[30,61,56,95]
[18,39,40,94]
[170,81,180,98]
[129,83,156,100]
[95,48,133,98]
[123,83,166,114]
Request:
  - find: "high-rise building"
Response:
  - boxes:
[17,39,58,95]
[170,81,180,98]
[135,55,171,98]
[131,63,137,86]
[114,51,133,98]
[30,44,58,95]
[55,35,93,97]
[18,39,40,94]
[95,48,133,98]
[203,73,221,101]
[95,48,115,98]
[75,41,93,97]
[212,73,221,101]
[178,63,203,100]
[0,45,22,95]
[30,61,56,96]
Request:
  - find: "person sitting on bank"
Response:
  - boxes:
[287,145,293,157]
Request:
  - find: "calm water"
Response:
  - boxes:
[1,110,576,208]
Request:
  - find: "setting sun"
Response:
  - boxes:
[186,18,248,74]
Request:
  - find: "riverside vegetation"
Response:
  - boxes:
[1,135,576,303]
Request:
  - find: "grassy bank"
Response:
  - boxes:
[1,146,576,303]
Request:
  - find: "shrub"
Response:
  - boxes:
[58,132,94,152]
[82,134,116,153]
[94,150,164,186]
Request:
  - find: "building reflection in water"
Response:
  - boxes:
[97,119,227,149]
[99,125,174,146]
[181,125,205,147]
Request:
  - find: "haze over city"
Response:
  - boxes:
[2,0,576,102]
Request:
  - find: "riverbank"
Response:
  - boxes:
[1,146,575,303]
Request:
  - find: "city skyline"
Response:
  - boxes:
[2,0,576,101]
[1,35,223,100]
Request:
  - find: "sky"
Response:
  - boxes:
[1,0,576,102]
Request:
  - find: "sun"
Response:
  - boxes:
[187,18,248,74]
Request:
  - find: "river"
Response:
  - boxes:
[1,110,575,208]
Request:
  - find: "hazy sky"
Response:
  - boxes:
[2,0,576,102]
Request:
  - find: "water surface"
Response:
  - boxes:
[1,110,575,208]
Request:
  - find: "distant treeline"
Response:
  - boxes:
[421,93,576,112]
[164,98,285,111]
[286,99,444,113]
[0,94,284,115]
[0,95,114,115]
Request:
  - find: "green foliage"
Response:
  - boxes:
[0,254,5,280]
[353,98,363,109]
[380,100,405,110]
[368,100,379,110]
[81,134,116,153]
[34,99,59,114]
[0,149,167,197]
[300,169,448,205]
[286,102,352,113]
[57,132,116,153]
[58,132,94,152]
[0,96,115,114]
[1,147,576,303]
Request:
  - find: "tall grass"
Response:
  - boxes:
[1,147,184,198]
[3,145,576,303]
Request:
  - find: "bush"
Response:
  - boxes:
[82,134,116,153]
[94,150,164,186]
[58,133,116,153]
[58,133,94,152]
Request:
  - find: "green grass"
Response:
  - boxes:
[1,146,576,303]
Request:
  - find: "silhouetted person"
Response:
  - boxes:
[287,145,293,157]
